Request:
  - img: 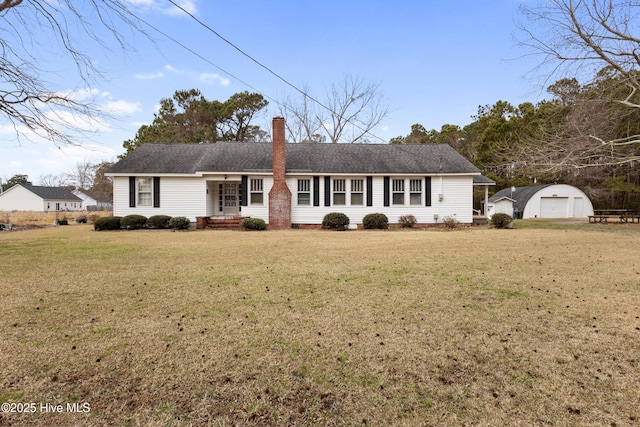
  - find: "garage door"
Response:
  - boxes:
[540,197,569,218]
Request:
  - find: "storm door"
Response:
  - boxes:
[223,183,239,215]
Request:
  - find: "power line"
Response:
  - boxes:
[164,0,388,144]
[134,15,278,106]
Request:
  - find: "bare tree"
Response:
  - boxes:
[280,75,390,143]
[0,1,146,146]
[279,86,326,143]
[66,160,99,190]
[518,0,640,167]
[39,173,71,188]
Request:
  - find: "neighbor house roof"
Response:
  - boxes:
[107,142,482,175]
[22,185,82,201]
[473,175,496,185]
[489,185,552,213]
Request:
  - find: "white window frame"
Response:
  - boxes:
[297,179,311,206]
[409,179,422,205]
[333,179,346,205]
[392,179,405,205]
[138,177,152,206]
[351,179,364,205]
[250,178,264,205]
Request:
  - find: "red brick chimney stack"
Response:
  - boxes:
[268,117,292,229]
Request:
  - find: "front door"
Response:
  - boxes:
[223,183,239,216]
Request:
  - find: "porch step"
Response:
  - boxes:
[206,217,242,229]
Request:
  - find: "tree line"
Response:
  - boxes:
[391,69,640,209]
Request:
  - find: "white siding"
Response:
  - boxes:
[112,173,476,226]
[0,186,43,211]
[522,184,594,218]
[113,176,207,221]
[73,190,97,210]
[288,175,474,226]
[240,176,272,221]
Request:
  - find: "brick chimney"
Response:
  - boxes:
[268,117,291,229]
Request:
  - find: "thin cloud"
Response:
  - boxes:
[135,71,165,80]
[164,64,184,74]
[103,100,142,116]
[200,73,230,87]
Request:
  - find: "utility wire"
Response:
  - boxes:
[134,15,279,107]
[165,0,387,144]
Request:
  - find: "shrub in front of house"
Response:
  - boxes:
[442,216,459,229]
[490,213,513,229]
[94,216,122,231]
[363,213,388,229]
[147,215,172,229]
[241,217,267,230]
[169,216,191,230]
[121,214,148,230]
[398,214,417,228]
[322,212,350,231]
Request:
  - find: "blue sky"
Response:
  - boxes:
[0,0,548,185]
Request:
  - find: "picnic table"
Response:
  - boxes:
[589,209,640,223]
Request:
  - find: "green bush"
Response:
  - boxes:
[121,214,148,230]
[363,213,388,229]
[241,217,267,230]
[398,214,417,228]
[94,216,122,231]
[322,212,350,231]
[491,213,513,229]
[147,215,172,229]
[169,216,191,230]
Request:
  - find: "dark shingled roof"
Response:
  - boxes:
[107,142,481,175]
[473,175,496,185]
[23,185,82,201]
[489,185,552,213]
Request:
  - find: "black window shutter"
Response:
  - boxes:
[153,177,160,208]
[313,176,320,206]
[425,176,432,206]
[129,177,136,207]
[240,175,248,206]
[366,176,373,207]
[324,176,331,207]
[383,176,390,207]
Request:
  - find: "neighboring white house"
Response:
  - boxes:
[72,189,113,211]
[487,184,594,219]
[106,117,490,228]
[0,185,83,212]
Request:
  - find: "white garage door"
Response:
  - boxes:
[540,197,569,218]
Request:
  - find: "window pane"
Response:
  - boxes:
[410,193,422,205]
[333,179,346,192]
[298,193,310,205]
[139,192,152,206]
[410,179,422,192]
[392,193,404,205]
[351,179,363,192]
[351,193,363,205]
[250,193,263,205]
[392,179,404,192]
[334,193,346,205]
[250,179,263,192]
[298,179,310,192]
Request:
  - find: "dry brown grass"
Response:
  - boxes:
[0,211,113,228]
[0,224,639,426]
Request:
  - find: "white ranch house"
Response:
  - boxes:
[0,184,82,212]
[107,117,488,229]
